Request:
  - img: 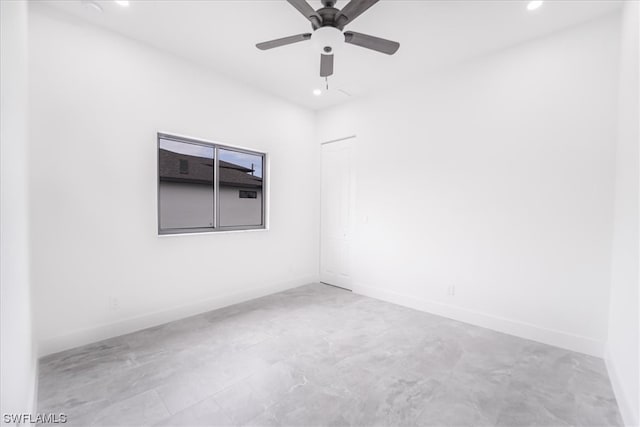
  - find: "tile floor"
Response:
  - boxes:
[38,284,622,426]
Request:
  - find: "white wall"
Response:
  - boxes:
[606,2,640,426]
[159,182,214,230]
[0,0,38,418]
[317,14,621,357]
[158,184,264,230]
[29,5,320,356]
[219,187,263,227]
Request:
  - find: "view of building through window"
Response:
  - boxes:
[158,139,214,231]
[218,148,263,227]
[158,135,265,233]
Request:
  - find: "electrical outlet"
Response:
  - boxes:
[446,285,456,297]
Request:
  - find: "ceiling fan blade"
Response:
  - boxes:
[256,33,312,50]
[320,54,334,77]
[344,31,400,55]
[286,0,322,28]
[335,0,379,28]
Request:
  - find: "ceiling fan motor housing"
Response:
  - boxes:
[312,26,344,55]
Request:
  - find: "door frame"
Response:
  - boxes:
[319,135,356,291]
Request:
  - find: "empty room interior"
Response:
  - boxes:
[1,0,639,426]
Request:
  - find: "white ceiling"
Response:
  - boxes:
[41,0,622,110]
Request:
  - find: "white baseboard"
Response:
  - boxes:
[38,276,317,357]
[352,283,605,357]
[605,348,639,427]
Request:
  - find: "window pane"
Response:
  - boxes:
[159,138,214,230]
[218,149,264,227]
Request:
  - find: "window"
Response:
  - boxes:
[179,159,189,174]
[218,148,264,227]
[158,134,266,234]
[158,138,214,231]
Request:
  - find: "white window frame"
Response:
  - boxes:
[157,133,267,235]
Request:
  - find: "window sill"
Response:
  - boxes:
[158,227,269,237]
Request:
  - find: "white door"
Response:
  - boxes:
[320,138,354,290]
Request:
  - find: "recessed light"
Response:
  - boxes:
[313,89,322,96]
[527,1,544,11]
[114,0,130,7]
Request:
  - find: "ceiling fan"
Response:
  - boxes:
[256,0,400,78]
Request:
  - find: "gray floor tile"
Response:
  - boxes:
[154,397,233,427]
[213,381,272,426]
[91,390,170,427]
[38,283,623,427]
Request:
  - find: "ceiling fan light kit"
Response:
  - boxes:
[312,27,344,55]
[256,0,400,78]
